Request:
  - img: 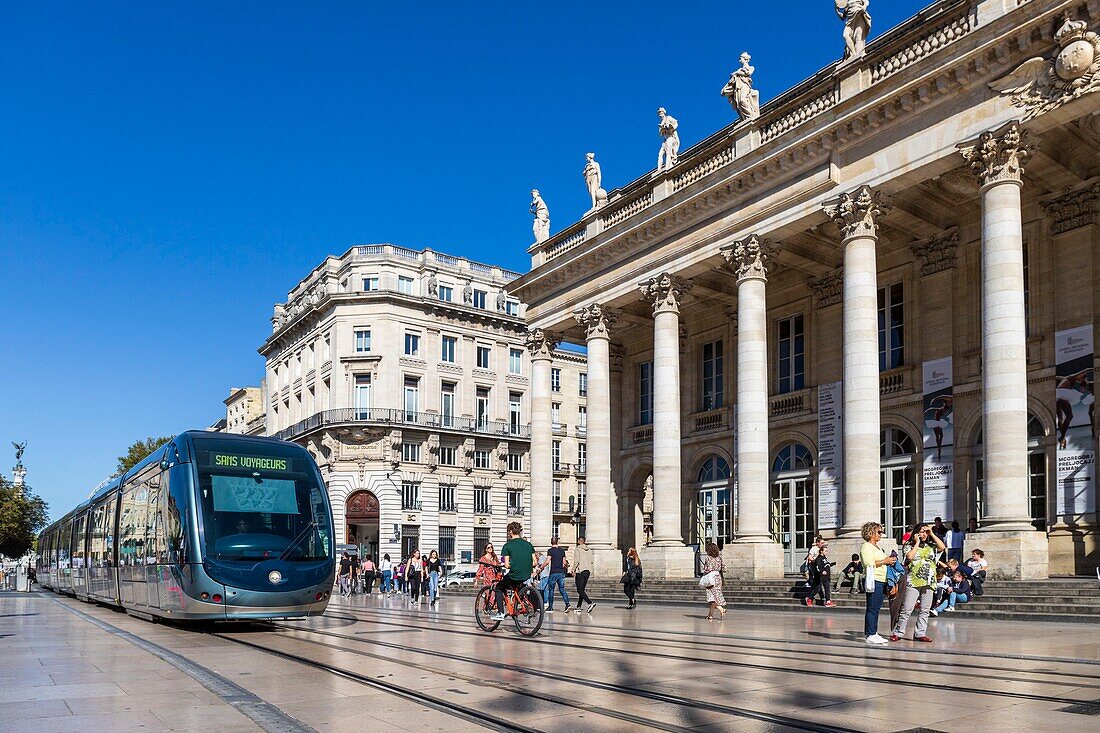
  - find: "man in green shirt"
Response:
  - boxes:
[492,521,535,620]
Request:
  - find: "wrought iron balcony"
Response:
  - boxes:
[271,407,531,442]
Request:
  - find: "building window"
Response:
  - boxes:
[639,361,654,424]
[576,443,587,474]
[441,335,457,363]
[878,283,904,371]
[507,490,524,516]
[507,452,523,472]
[577,406,587,433]
[777,314,805,394]
[509,348,523,375]
[401,482,420,510]
[438,526,456,560]
[701,340,724,410]
[354,374,371,419]
[578,372,588,397]
[505,300,519,316]
[322,333,331,361]
[438,484,456,513]
[404,377,419,420]
[440,382,456,427]
[398,275,414,295]
[474,486,491,514]
[439,446,457,467]
[553,480,562,512]
[404,332,421,357]
[509,392,522,434]
[354,329,371,353]
[402,443,421,463]
[474,450,490,469]
[552,441,561,471]
[473,289,487,309]
[438,283,453,302]
[552,521,561,541]
[551,402,561,428]
[362,276,379,292]
[551,368,561,393]
[477,345,491,369]
[577,481,587,514]
[473,527,490,559]
[475,387,490,428]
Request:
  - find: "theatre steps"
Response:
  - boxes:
[446,577,1100,623]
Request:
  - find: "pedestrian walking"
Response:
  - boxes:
[477,543,502,586]
[426,550,443,606]
[806,543,836,607]
[379,554,394,594]
[945,521,965,564]
[348,550,360,594]
[406,550,424,606]
[543,537,572,613]
[859,522,891,645]
[535,551,551,604]
[572,537,595,613]
[396,557,407,595]
[621,547,643,609]
[362,555,377,594]
[338,551,352,597]
[890,523,946,643]
[700,542,726,620]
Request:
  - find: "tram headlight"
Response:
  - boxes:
[268,570,283,585]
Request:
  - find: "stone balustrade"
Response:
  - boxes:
[630,425,654,445]
[769,391,808,418]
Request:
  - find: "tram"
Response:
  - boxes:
[36,432,335,621]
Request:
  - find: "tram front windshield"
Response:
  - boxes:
[193,438,331,563]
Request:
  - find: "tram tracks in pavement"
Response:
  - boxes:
[251,620,866,733]
[313,606,1100,705]
[336,602,1100,679]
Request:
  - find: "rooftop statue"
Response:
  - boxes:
[584,152,607,210]
[530,189,550,244]
[656,107,680,171]
[835,0,871,60]
[721,53,760,122]
[12,441,26,464]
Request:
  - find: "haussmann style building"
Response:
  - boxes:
[259,244,587,565]
[509,0,1100,579]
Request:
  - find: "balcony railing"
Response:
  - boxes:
[438,503,457,513]
[272,407,532,442]
[691,407,729,433]
[572,463,587,475]
[401,500,422,511]
[880,368,908,395]
[769,390,808,418]
[474,505,493,515]
[631,425,653,444]
[507,506,525,517]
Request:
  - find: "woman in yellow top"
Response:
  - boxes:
[860,522,892,645]
[890,523,946,643]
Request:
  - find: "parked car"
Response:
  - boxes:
[443,570,477,587]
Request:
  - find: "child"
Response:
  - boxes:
[931,571,972,615]
[836,554,863,593]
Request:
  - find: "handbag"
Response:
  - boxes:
[699,571,719,589]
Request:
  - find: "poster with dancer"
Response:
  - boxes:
[922,357,953,521]
[1055,325,1096,516]
[817,381,842,529]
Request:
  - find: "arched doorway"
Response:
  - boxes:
[770,444,815,574]
[695,456,732,550]
[880,428,917,545]
[346,491,380,561]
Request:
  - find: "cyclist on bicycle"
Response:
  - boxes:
[490,521,535,621]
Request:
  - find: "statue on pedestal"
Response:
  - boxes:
[835,0,871,60]
[722,52,761,121]
[642,473,654,546]
[657,108,680,171]
[583,153,607,210]
[530,189,550,244]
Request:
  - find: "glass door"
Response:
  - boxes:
[880,466,916,545]
[770,478,815,574]
[696,487,730,549]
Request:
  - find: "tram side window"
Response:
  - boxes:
[105,497,117,567]
[165,466,189,564]
[90,507,105,568]
[71,515,86,570]
[145,473,167,565]
[59,521,72,571]
[120,485,142,568]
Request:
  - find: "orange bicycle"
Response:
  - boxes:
[474,562,544,636]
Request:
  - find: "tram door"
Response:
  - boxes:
[770,478,815,574]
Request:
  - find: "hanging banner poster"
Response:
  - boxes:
[922,357,954,521]
[817,381,842,529]
[1055,325,1096,517]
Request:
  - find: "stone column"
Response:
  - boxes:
[721,236,785,578]
[824,186,890,548]
[638,273,696,577]
[959,121,1048,579]
[525,328,561,549]
[573,304,622,575]
[609,344,625,552]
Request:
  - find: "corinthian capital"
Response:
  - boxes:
[721,235,775,282]
[638,273,692,314]
[957,121,1036,189]
[824,185,892,240]
[573,303,620,340]
[910,228,959,276]
[523,328,561,359]
[1041,182,1100,236]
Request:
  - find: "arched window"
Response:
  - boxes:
[880,428,916,459]
[698,456,732,483]
[879,428,916,544]
[771,444,814,474]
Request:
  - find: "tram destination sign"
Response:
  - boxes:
[202,451,295,472]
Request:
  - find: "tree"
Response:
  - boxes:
[0,476,49,559]
[114,436,172,477]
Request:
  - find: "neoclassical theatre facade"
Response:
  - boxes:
[510,0,1100,579]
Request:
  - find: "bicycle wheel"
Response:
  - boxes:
[513,586,544,637]
[474,586,501,632]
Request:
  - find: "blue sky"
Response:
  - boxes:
[0,1,929,517]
